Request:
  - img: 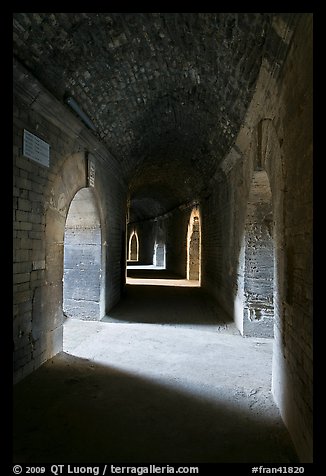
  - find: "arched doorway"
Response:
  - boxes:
[128,231,139,261]
[63,187,102,321]
[237,170,274,337]
[153,242,166,268]
[187,207,201,283]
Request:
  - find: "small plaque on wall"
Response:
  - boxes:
[23,129,50,167]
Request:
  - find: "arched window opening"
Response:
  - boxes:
[128,231,139,261]
[187,207,201,283]
[63,187,102,321]
[237,171,274,337]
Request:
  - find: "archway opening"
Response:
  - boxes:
[128,231,139,261]
[63,187,102,321]
[187,207,201,284]
[153,242,166,268]
[237,170,274,337]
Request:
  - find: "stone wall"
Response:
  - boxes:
[270,15,313,463]
[63,188,102,320]
[12,12,313,464]
[242,171,274,338]
[200,14,313,461]
[13,60,127,383]
[128,205,192,277]
[164,208,191,277]
[127,222,155,265]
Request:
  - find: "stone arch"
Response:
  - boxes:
[42,152,105,358]
[234,117,286,399]
[187,207,201,282]
[128,231,139,261]
[259,119,286,339]
[63,187,102,320]
[258,119,289,416]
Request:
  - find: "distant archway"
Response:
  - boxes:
[187,207,201,283]
[153,242,166,268]
[237,170,274,337]
[63,187,102,321]
[128,231,139,261]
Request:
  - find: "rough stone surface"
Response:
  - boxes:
[242,171,274,338]
[13,12,312,464]
[200,15,313,461]
[63,201,102,320]
[63,188,102,322]
[13,13,298,222]
[13,66,127,383]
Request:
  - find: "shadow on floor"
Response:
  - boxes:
[127,268,184,280]
[103,283,233,328]
[13,352,298,463]
[103,267,233,328]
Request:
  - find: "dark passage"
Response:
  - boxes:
[12,12,312,463]
[105,268,230,327]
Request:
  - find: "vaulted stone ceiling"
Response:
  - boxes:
[13,13,297,222]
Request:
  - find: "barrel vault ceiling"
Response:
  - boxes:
[13,13,298,221]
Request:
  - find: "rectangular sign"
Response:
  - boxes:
[23,129,50,167]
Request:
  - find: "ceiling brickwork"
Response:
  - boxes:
[13,13,297,221]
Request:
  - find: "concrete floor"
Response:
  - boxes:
[13,269,298,463]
